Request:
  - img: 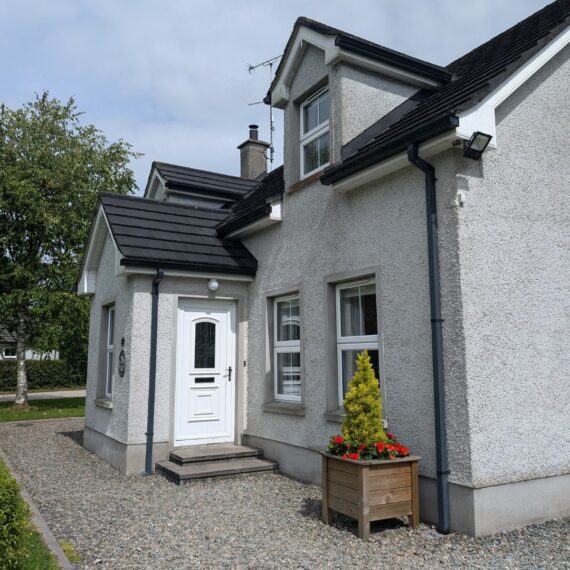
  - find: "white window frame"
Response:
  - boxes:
[105,305,115,398]
[273,294,302,403]
[1,347,16,359]
[335,279,379,406]
[300,87,330,179]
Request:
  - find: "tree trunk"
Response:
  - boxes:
[14,318,28,405]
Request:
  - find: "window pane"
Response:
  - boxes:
[276,352,301,397]
[303,97,319,134]
[107,351,114,395]
[318,90,329,124]
[303,132,329,175]
[303,137,319,174]
[194,322,216,368]
[108,307,115,346]
[340,283,377,337]
[276,298,300,342]
[318,131,329,165]
[340,349,379,399]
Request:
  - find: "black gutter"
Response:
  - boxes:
[321,114,459,186]
[144,268,164,476]
[407,143,450,534]
[120,258,257,276]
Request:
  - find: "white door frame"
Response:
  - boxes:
[174,299,236,446]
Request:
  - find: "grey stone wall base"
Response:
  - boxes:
[244,434,322,484]
[0,447,75,569]
[83,426,169,475]
[419,472,570,536]
[244,435,570,536]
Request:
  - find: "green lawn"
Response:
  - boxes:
[16,527,61,570]
[0,397,85,422]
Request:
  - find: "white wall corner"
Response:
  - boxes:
[269,201,282,221]
[78,270,96,296]
[458,26,570,148]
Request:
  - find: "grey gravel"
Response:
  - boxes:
[0,419,568,569]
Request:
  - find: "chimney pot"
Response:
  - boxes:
[249,124,259,140]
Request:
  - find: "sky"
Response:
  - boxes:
[0,0,551,193]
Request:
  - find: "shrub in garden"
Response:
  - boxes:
[329,350,411,461]
[341,350,386,446]
[0,460,31,569]
[0,360,84,392]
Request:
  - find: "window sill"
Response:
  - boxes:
[323,408,346,423]
[263,401,305,416]
[94,397,113,410]
[288,170,323,194]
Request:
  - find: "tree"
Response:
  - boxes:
[0,93,140,404]
[341,350,387,445]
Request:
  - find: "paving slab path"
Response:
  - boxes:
[0,389,85,403]
[0,418,568,569]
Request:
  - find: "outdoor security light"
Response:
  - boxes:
[207,278,220,292]
[463,131,493,160]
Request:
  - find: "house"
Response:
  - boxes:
[78,1,570,537]
[0,326,59,360]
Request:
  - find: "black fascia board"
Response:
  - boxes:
[120,257,257,276]
[335,36,454,85]
[321,114,459,186]
[165,182,247,199]
[217,203,272,237]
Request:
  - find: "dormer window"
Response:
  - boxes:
[300,88,330,178]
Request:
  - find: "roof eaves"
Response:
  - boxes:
[321,114,459,185]
[120,257,257,276]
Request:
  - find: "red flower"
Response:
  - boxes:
[399,446,410,456]
[358,444,367,451]
[347,452,360,461]
[333,436,344,445]
[386,432,395,441]
[375,442,385,453]
[341,454,349,459]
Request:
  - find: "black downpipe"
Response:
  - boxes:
[407,143,450,534]
[144,268,164,475]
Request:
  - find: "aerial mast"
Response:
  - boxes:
[247,55,281,170]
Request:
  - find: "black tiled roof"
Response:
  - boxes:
[267,17,452,102]
[100,193,257,276]
[152,162,257,201]
[217,166,285,237]
[322,0,570,185]
[0,326,15,344]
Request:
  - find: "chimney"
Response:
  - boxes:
[237,124,270,179]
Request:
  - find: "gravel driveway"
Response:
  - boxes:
[0,419,568,569]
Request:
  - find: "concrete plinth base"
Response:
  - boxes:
[83,426,169,475]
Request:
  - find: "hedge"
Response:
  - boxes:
[0,360,85,393]
[0,460,31,570]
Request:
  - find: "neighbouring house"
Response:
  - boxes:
[0,326,59,360]
[78,1,570,537]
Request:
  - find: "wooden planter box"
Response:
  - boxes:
[321,452,420,539]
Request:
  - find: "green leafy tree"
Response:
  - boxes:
[341,350,387,445]
[0,93,140,404]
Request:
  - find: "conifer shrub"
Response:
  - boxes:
[341,350,386,446]
[327,350,411,461]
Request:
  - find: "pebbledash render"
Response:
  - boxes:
[78,2,570,537]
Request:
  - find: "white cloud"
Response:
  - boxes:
[0,0,550,192]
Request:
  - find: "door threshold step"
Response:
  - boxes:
[156,456,278,484]
[169,444,262,465]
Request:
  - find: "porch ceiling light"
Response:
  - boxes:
[463,131,493,160]
[208,278,220,292]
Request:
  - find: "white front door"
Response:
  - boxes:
[175,301,236,446]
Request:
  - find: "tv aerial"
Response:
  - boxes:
[247,55,282,169]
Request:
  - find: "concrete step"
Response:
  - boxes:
[156,456,278,484]
[169,444,262,465]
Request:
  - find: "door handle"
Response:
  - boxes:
[227,366,232,382]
